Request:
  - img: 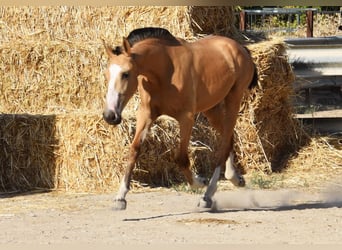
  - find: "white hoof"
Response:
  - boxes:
[113,198,127,210]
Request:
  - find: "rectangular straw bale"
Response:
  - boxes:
[0,6,238,114]
[188,6,239,38]
[0,114,56,192]
[0,6,194,44]
[0,40,106,114]
[53,113,126,192]
[0,110,218,192]
[0,6,237,44]
[54,112,217,192]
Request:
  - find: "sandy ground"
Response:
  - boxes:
[1,182,342,245]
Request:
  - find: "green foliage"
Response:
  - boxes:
[248,172,285,189]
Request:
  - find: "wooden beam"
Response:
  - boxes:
[306,10,314,37]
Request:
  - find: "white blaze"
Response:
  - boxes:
[106,64,122,112]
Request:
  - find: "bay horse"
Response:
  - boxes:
[102,27,257,210]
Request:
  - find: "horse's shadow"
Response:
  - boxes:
[212,200,342,213]
[121,200,342,222]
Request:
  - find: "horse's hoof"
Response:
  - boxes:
[197,196,213,209]
[230,175,246,187]
[113,198,127,210]
[192,175,207,188]
[237,176,246,187]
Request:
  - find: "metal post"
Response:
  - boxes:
[306,10,314,37]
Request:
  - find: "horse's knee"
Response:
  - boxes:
[175,152,190,169]
[175,153,206,188]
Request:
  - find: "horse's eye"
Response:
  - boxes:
[122,72,129,80]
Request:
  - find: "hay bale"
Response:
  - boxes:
[0,6,238,45]
[0,40,106,114]
[0,6,238,114]
[0,114,56,192]
[54,112,217,192]
[0,6,194,43]
[234,39,308,174]
[2,6,338,192]
[0,39,338,192]
[0,112,215,192]
[188,6,239,38]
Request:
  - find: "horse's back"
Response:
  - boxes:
[186,36,254,112]
[190,36,253,70]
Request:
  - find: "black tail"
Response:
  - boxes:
[249,64,258,89]
[244,46,258,89]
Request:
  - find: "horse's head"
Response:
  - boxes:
[102,38,138,125]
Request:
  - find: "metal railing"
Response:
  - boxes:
[285,37,342,120]
[238,8,341,37]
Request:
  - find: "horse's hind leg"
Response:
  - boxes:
[176,112,206,188]
[197,104,225,208]
[212,93,245,188]
[198,93,245,208]
[221,89,246,188]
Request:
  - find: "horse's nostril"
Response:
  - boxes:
[103,110,122,125]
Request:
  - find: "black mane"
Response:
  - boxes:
[126,27,177,46]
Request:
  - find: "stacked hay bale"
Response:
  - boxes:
[188,6,240,38]
[236,40,308,174]
[2,6,336,193]
[0,6,238,192]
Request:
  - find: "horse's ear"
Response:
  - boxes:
[122,37,131,55]
[102,39,114,57]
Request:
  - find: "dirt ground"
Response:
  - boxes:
[1,173,342,245]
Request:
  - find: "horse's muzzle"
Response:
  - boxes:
[103,110,122,125]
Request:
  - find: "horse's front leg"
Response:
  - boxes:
[113,108,154,210]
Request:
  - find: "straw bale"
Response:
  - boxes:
[188,6,239,38]
[0,6,237,44]
[0,111,217,192]
[2,6,338,192]
[0,40,106,114]
[0,6,194,43]
[0,114,56,192]
[0,6,238,114]
[234,39,308,173]
[0,6,239,192]
[54,112,218,191]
